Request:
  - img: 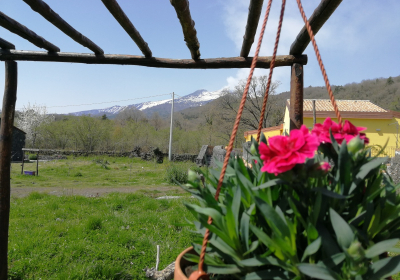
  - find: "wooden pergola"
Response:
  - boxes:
[0,0,342,278]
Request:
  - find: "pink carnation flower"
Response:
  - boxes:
[258,125,319,175]
[311,117,369,145]
[319,162,332,172]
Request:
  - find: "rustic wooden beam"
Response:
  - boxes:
[290,0,342,55]
[101,0,152,58]
[0,38,15,50]
[170,0,200,60]
[240,0,264,57]
[0,50,307,69]
[0,60,18,280]
[22,0,103,54]
[0,12,59,52]
[289,63,303,130]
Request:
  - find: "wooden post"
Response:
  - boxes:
[21,150,24,174]
[313,99,316,126]
[36,151,39,176]
[289,63,304,131]
[0,60,18,280]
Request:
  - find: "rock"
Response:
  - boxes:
[144,262,175,280]
[388,151,400,187]
[210,146,226,168]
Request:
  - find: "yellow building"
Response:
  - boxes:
[245,99,400,157]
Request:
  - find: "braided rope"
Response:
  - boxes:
[192,1,275,279]
[295,0,342,125]
[256,0,286,142]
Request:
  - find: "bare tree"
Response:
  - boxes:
[16,103,54,147]
[115,106,146,124]
[219,75,284,130]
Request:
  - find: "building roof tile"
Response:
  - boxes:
[287,99,387,113]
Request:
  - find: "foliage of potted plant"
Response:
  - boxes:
[176,118,400,280]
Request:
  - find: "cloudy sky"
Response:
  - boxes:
[1,0,399,114]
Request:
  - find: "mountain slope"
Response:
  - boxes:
[69,89,224,118]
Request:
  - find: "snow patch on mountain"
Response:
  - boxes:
[69,88,224,117]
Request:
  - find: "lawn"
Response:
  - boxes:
[7,156,198,279]
[11,156,198,196]
[8,192,195,279]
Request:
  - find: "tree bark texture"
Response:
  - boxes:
[0,60,18,280]
[0,12,59,52]
[169,0,200,60]
[22,0,103,54]
[289,63,303,130]
[101,0,152,57]
[0,50,308,69]
[240,0,264,57]
[290,0,342,55]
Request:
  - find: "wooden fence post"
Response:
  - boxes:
[0,61,18,280]
[289,63,304,131]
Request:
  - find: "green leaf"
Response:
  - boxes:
[244,240,259,256]
[349,157,387,194]
[318,224,341,256]
[366,255,400,280]
[240,212,250,252]
[338,140,352,193]
[301,237,321,261]
[252,179,284,190]
[239,256,283,267]
[297,264,339,280]
[205,264,242,274]
[365,239,400,258]
[241,269,292,280]
[255,197,291,239]
[320,253,346,268]
[330,208,354,249]
[312,188,349,199]
[312,192,322,224]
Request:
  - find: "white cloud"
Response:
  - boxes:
[220,0,400,92]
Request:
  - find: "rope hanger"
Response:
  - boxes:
[189,0,342,279]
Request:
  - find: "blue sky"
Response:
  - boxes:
[1,0,399,114]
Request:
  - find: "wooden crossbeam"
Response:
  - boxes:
[101,0,152,58]
[0,12,59,52]
[22,0,103,54]
[290,0,342,55]
[240,0,264,57]
[0,50,307,69]
[0,38,15,49]
[170,0,200,60]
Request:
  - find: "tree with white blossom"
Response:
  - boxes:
[16,103,54,147]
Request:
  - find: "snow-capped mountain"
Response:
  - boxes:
[69,89,224,118]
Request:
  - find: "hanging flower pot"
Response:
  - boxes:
[174,247,196,280]
[178,119,400,280]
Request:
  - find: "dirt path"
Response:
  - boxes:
[11,185,185,198]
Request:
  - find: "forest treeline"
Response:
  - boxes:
[16,75,400,154]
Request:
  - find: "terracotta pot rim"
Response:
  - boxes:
[174,246,196,280]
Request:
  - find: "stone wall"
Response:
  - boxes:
[24,148,197,163]
[388,151,400,186]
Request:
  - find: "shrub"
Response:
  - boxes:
[165,164,189,184]
[28,154,37,160]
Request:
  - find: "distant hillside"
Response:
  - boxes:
[299,75,400,112]
[69,89,223,119]
[175,75,400,129]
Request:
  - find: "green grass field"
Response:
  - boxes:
[7,156,198,279]
[12,156,197,190]
[8,192,195,279]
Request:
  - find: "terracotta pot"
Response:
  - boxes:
[174,246,196,280]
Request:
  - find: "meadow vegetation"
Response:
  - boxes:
[8,192,196,279]
[9,156,201,279]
